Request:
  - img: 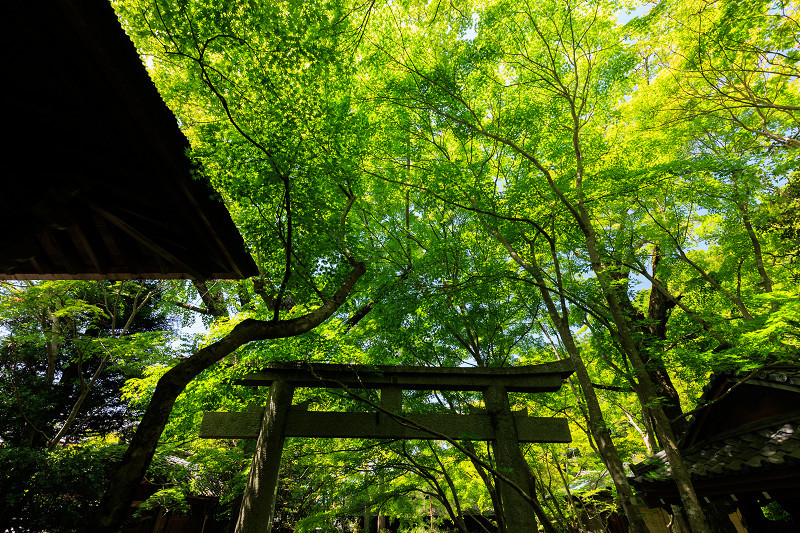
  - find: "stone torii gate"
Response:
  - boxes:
[199,360,574,533]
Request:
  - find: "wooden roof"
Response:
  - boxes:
[1,1,259,280]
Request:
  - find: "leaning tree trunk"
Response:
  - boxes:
[489,228,651,533]
[529,266,651,533]
[576,212,711,533]
[94,263,365,533]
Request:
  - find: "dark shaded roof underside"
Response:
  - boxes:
[2,0,258,280]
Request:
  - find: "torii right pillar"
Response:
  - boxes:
[484,383,541,531]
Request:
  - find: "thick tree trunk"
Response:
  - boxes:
[93,264,365,533]
[643,255,686,436]
[193,279,230,318]
[611,256,686,438]
[740,206,773,293]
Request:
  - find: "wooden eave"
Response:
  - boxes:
[2,0,258,280]
[681,369,800,449]
[635,465,800,505]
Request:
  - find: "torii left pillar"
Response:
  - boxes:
[235,379,294,533]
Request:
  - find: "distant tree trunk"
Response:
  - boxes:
[94,264,365,533]
[193,279,229,318]
[610,252,686,438]
[739,205,773,293]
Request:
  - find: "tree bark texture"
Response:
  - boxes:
[530,268,650,533]
[576,214,712,533]
[556,335,651,532]
[610,259,687,437]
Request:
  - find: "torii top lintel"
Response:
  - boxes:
[236,360,574,393]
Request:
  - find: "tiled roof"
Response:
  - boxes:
[631,412,800,484]
[631,365,800,486]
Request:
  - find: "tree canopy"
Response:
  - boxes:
[1,0,798,531]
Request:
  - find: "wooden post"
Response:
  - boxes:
[235,379,295,533]
[483,383,538,532]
